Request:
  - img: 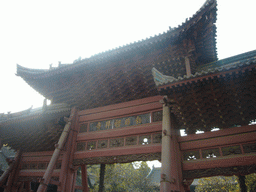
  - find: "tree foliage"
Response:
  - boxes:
[246,173,256,192]
[195,176,240,192]
[89,162,159,192]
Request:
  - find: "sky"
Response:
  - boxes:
[0,0,256,114]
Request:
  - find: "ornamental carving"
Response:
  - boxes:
[73,152,161,165]
[110,138,124,148]
[243,142,256,153]
[153,133,162,143]
[221,145,241,156]
[98,140,108,149]
[202,148,220,158]
[183,151,200,161]
[183,164,256,179]
[87,141,96,150]
[77,142,86,151]
[152,111,163,122]
[126,136,137,146]
[79,123,87,133]
[139,135,151,145]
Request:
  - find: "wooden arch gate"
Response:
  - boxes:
[15,96,256,192]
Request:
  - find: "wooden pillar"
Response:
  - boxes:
[24,181,31,192]
[81,165,89,192]
[64,109,80,192]
[98,164,106,192]
[160,97,185,192]
[37,108,76,192]
[185,56,191,76]
[238,175,247,192]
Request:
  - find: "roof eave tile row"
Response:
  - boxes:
[16,0,217,80]
[153,50,256,87]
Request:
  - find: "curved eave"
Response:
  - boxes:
[0,103,70,126]
[16,0,217,80]
[154,50,256,89]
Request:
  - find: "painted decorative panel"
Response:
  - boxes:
[98,140,108,149]
[77,142,86,151]
[87,141,97,150]
[202,148,220,158]
[56,161,62,169]
[38,162,47,169]
[222,145,241,156]
[243,142,256,153]
[30,163,37,169]
[125,136,137,146]
[79,123,88,133]
[109,138,124,148]
[139,135,151,145]
[152,133,162,143]
[89,113,150,132]
[183,151,200,161]
[22,163,30,169]
[152,111,162,122]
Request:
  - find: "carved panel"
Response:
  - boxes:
[77,142,86,151]
[153,133,162,143]
[22,163,30,170]
[125,136,137,146]
[89,113,150,132]
[56,161,62,169]
[152,111,162,122]
[98,140,108,149]
[222,145,241,156]
[139,135,151,145]
[202,148,220,158]
[109,138,124,148]
[183,164,256,179]
[183,151,200,161]
[243,142,256,153]
[87,141,96,150]
[30,163,37,169]
[79,123,88,133]
[38,162,47,169]
[73,152,161,165]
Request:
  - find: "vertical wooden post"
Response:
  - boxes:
[25,181,31,192]
[185,56,191,76]
[98,164,106,192]
[64,109,80,192]
[160,97,172,192]
[58,115,76,192]
[81,165,89,192]
[37,108,76,192]
[160,96,185,192]
[4,150,22,192]
[238,175,247,192]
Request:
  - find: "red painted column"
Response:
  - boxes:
[160,97,185,192]
[81,164,89,192]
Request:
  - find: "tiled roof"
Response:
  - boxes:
[153,50,256,86]
[0,104,71,152]
[16,0,217,110]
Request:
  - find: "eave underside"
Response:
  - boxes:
[161,68,256,134]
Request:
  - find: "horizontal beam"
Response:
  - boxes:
[183,154,256,171]
[78,95,162,116]
[180,131,256,151]
[19,170,60,177]
[77,122,162,141]
[22,156,63,162]
[178,124,256,142]
[74,145,161,159]
[79,102,162,122]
